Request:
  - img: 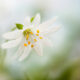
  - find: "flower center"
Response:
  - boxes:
[23,28,31,36]
[23,29,43,48]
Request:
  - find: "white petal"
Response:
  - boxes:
[13,47,25,60]
[42,37,53,47]
[42,25,61,35]
[19,46,31,61]
[38,16,58,31]
[3,30,22,40]
[24,16,31,27]
[32,13,40,27]
[1,37,22,49]
[34,40,43,56]
[13,38,25,60]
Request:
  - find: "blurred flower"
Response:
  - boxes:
[1,13,60,61]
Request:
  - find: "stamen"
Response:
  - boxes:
[37,30,40,33]
[31,44,34,48]
[34,39,37,42]
[26,34,29,40]
[30,32,33,35]
[36,33,39,36]
[28,41,31,45]
[39,37,43,39]
[24,43,27,47]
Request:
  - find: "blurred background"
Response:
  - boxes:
[0,0,80,80]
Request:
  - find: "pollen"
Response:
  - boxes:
[31,44,34,48]
[39,37,43,39]
[24,43,27,47]
[34,39,37,42]
[37,30,40,33]
[26,34,29,40]
[30,32,33,35]
[28,41,31,45]
[36,33,39,36]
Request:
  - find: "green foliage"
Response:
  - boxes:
[16,23,23,30]
[30,16,35,23]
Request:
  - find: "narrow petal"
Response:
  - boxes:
[13,38,25,60]
[32,13,40,27]
[13,47,25,60]
[34,40,43,56]
[42,25,61,35]
[19,46,31,61]
[1,37,22,49]
[3,30,22,40]
[38,16,58,31]
[24,16,31,28]
[41,37,53,47]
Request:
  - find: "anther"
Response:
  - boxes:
[34,39,37,42]
[24,43,27,47]
[39,37,43,39]
[31,44,34,48]
[28,41,31,45]
[30,32,33,35]
[36,33,39,36]
[37,30,40,33]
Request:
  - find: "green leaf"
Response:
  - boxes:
[16,24,23,30]
[30,16,35,23]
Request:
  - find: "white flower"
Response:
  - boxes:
[1,13,60,61]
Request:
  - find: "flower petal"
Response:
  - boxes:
[32,13,40,27]
[24,16,31,28]
[38,16,58,31]
[42,25,61,35]
[19,46,31,61]
[1,37,22,49]
[34,40,43,56]
[13,47,25,61]
[13,37,25,60]
[3,30,22,40]
[41,37,53,47]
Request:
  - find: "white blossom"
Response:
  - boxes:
[1,13,60,61]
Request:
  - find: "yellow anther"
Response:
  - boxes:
[39,37,43,39]
[30,32,33,35]
[37,30,40,33]
[31,44,34,48]
[24,43,27,47]
[34,39,37,42]
[28,41,31,45]
[26,34,29,40]
[36,33,39,36]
